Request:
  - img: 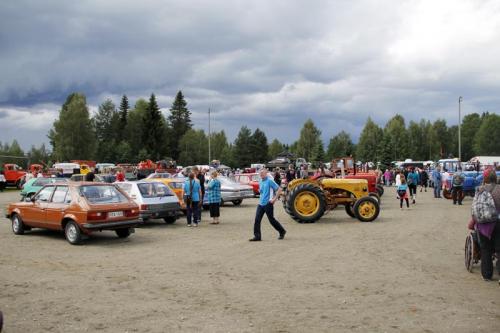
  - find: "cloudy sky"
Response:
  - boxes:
[1,0,500,150]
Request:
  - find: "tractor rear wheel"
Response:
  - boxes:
[287,183,326,223]
[353,196,380,222]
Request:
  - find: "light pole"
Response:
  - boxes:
[208,108,211,165]
[458,96,463,162]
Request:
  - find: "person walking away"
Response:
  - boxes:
[397,175,410,209]
[207,171,221,224]
[442,168,450,193]
[183,173,202,227]
[431,166,442,198]
[468,169,500,282]
[451,167,465,205]
[407,167,419,204]
[85,171,95,182]
[419,168,429,192]
[116,169,125,182]
[384,169,392,186]
[249,169,287,241]
[395,170,401,188]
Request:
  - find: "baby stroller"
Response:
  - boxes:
[464,229,498,272]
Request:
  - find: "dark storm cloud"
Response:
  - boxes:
[1,0,500,149]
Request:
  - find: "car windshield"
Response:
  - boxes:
[147,173,171,179]
[33,178,54,186]
[80,185,128,204]
[219,177,238,186]
[138,182,174,198]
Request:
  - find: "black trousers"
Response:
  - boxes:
[253,203,286,239]
[451,186,463,204]
[478,223,500,280]
[186,201,200,225]
[408,184,417,197]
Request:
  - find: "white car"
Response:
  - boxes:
[115,181,181,224]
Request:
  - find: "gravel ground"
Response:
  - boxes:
[0,187,499,333]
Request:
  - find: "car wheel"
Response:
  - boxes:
[232,199,242,206]
[65,221,82,245]
[164,216,177,224]
[353,196,380,222]
[115,228,131,238]
[11,214,25,235]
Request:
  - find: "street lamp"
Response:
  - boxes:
[458,96,463,162]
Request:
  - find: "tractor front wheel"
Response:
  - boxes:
[353,196,380,222]
[287,183,326,223]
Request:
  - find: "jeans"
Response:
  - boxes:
[452,186,463,204]
[253,203,286,239]
[186,201,200,225]
[433,181,442,197]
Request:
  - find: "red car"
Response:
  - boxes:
[234,173,260,196]
[5,182,141,245]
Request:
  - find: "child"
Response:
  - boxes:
[397,175,410,209]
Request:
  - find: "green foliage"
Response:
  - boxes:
[268,139,284,160]
[0,140,26,167]
[178,129,208,165]
[209,131,229,162]
[295,119,323,161]
[432,119,449,159]
[474,113,500,155]
[125,99,148,160]
[250,128,268,163]
[168,91,192,160]
[356,117,383,162]
[233,126,253,167]
[142,94,167,160]
[461,113,482,161]
[118,95,129,141]
[384,114,408,161]
[28,144,51,165]
[326,130,354,160]
[49,93,96,161]
[94,99,119,162]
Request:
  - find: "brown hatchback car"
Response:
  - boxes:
[5,182,141,245]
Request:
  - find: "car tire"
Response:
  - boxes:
[232,199,242,206]
[65,221,82,245]
[115,228,131,238]
[164,216,177,224]
[11,213,25,235]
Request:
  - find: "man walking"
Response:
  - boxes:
[249,169,287,241]
[431,166,442,198]
[451,167,465,205]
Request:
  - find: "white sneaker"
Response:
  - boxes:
[187,224,192,227]
[193,223,198,227]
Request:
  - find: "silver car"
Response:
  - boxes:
[203,176,254,207]
[115,181,181,224]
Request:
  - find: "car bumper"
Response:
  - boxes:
[139,209,181,219]
[82,219,142,230]
[222,193,254,201]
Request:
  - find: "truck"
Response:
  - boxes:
[2,163,26,189]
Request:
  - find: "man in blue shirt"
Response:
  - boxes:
[249,169,287,241]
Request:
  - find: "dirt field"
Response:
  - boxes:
[0,187,499,333]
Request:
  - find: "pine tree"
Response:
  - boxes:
[118,95,129,141]
[94,99,118,162]
[474,113,500,155]
[268,139,284,160]
[168,91,192,160]
[326,131,354,160]
[233,126,253,167]
[250,128,268,163]
[356,117,383,162]
[143,94,166,160]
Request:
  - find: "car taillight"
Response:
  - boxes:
[140,204,148,210]
[125,209,139,217]
[87,211,106,220]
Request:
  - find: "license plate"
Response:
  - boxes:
[108,211,124,218]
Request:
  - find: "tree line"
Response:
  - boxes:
[1,91,499,169]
